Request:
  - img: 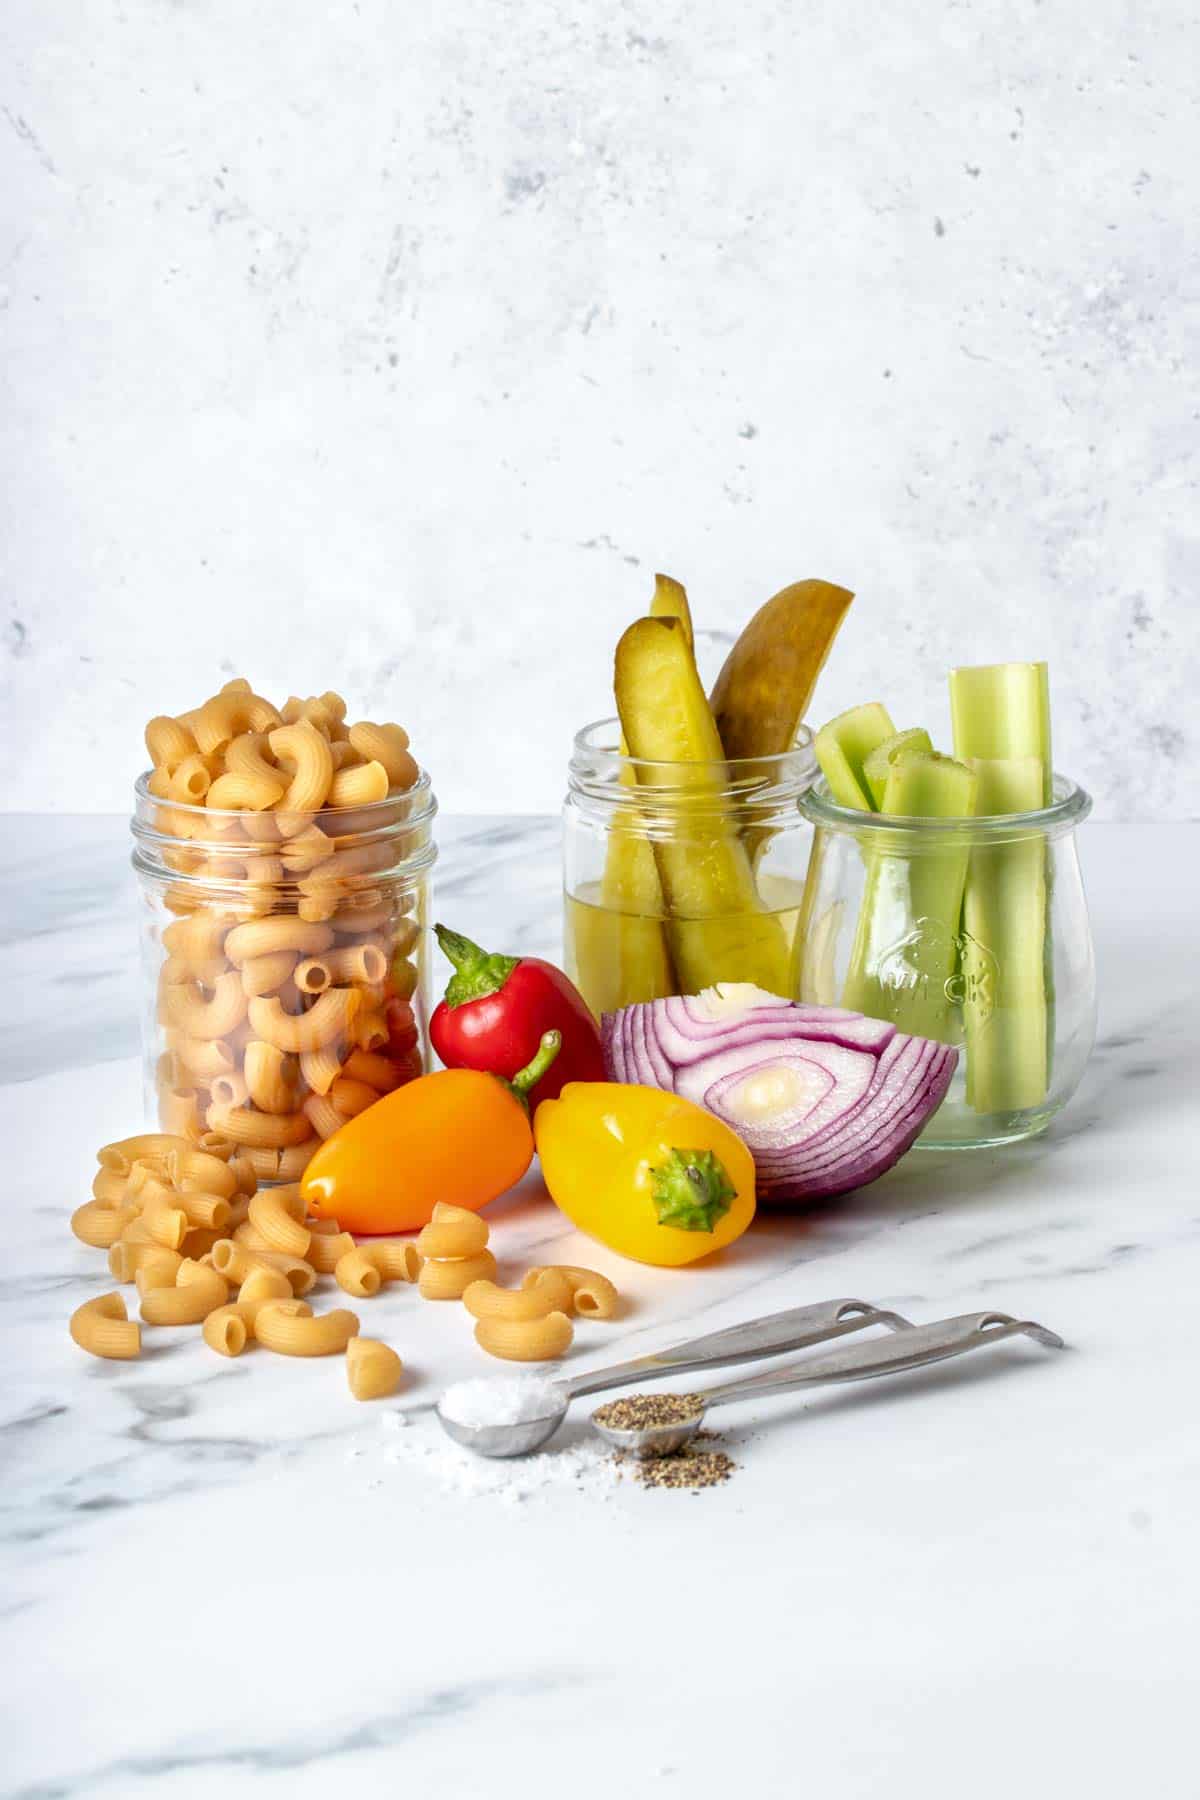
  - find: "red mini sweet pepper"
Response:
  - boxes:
[429,923,604,1108]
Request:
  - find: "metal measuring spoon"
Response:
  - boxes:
[590,1310,1066,1458]
[435,1297,910,1458]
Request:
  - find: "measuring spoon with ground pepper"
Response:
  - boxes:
[590,1310,1065,1459]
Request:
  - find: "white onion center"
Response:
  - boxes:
[726,1061,818,1123]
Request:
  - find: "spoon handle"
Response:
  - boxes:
[561,1298,909,1401]
[699,1311,1065,1410]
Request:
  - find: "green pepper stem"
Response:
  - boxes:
[435,923,520,1008]
[650,1148,736,1233]
[510,1031,562,1102]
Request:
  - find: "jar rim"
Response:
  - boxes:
[798,771,1093,837]
[570,715,818,778]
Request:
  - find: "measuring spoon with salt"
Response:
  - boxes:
[589,1310,1066,1458]
[435,1297,910,1458]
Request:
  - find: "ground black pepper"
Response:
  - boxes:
[595,1391,740,1491]
[592,1393,706,1430]
[630,1447,737,1490]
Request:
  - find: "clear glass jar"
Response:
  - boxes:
[130,773,437,1180]
[563,718,819,1017]
[796,775,1095,1148]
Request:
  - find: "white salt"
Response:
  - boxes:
[378,1411,618,1502]
[437,1376,564,1430]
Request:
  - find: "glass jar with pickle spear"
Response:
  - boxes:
[563,577,854,1015]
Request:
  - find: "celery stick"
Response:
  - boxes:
[884,752,977,820]
[842,752,976,1043]
[950,662,1052,1114]
[961,757,1047,1112]
[597,576,694,1003]
[862,728,934,809]
[970,755,1045,816]
[949,662,1052,803]
[814,703,896,809]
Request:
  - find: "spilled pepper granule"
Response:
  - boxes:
[630,1446,737,1491]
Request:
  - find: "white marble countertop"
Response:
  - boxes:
[5,816,1198,1800]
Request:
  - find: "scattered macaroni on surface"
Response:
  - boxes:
[473,1311,575,1364]
[521,1266,621,1321]
[70,1293,142,1361]
[346,1337,403,1400]
[418,1249,498,1302]
[415,1202,490,1261]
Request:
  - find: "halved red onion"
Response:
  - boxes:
[601,984,956,1201]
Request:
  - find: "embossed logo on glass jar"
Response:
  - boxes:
[874,917,997,1019]
[948,930,998,1019]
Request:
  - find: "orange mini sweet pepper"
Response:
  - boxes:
[301,1033,561,1235]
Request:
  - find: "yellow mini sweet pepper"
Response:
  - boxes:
[534,1082,756,1267]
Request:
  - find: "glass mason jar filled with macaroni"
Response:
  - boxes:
[563,717,819,1017]
[130,682,437,1183]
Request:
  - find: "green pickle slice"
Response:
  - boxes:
[614,616,789,996]
[591,576,695,1008]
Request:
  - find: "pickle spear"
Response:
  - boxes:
[596,575,695,1005]
[710,579,854,761]
[615,616,789,995]
[650,573,693,642]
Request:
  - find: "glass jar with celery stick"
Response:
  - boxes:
[564,575,853,1015]
[797,663,1095,1148]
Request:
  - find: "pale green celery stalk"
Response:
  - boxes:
[949,663,1052,804]
[842,751,977,1044]
[814,703,896,809]
[961,757,1047,1112]
[862,727,934,809]
[949,662,1057,1108]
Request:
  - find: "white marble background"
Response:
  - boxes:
[1,0,1197,817]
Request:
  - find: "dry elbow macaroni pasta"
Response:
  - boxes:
[70,1134,404,1396]
[346,1337,403,1400]
[142,681,428,1177]
[71,1132,619,1397]
[462,1275,575,1323]
[456,1252,621,1360]
[70,1293,141,1360]
[412,1210,621,1360]
[334,1239,424,1298]
[521,1265,621,1321]
[473,1311,575,1363]
[415,1202,491,1261]
[254,1302,359,1357]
